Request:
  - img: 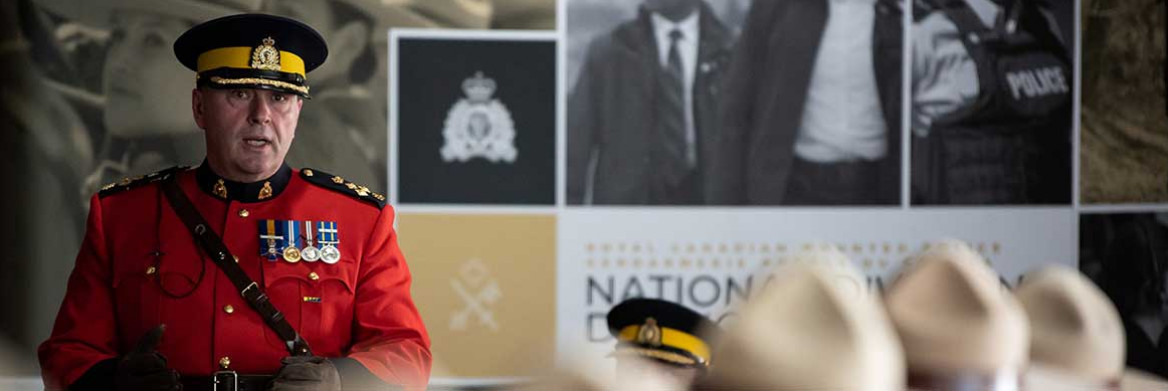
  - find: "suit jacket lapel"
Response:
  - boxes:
[761,0,828,145]
[613,7,662,107]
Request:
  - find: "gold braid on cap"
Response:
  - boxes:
[208,76,309,95]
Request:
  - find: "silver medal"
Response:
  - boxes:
[301,245,320,262]
[321,244,340,264]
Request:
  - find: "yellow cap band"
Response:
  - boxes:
[196,46,306,78]
[618,325,711,365]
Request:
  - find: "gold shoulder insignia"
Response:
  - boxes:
[98,166,189,198]
[299,168,386,210]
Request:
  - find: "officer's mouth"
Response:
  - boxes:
[242,137,272,149]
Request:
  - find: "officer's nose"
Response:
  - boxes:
[248,94,272,126]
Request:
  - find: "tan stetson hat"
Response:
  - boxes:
[1016,265,1124,389]
[885,240,1028,389]
[1120,369,1168,391]
[1017,265,1168,391]
[697,247,905,390]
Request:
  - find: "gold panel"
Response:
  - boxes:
[397,213,556,378]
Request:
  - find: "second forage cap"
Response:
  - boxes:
[885,240,1028,389]
[698,247,904,390]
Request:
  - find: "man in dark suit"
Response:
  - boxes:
[710,0,903,205]
[568,0,733,205]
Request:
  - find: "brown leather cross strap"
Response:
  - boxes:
[160,177,313,357]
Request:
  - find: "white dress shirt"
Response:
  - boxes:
[651,10,700,167]
[793,0,889,163]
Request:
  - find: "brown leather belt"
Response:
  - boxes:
[180,371,273,391]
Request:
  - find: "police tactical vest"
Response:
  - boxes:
[918,0,1072,204]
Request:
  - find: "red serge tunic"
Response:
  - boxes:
[38,163,431,388]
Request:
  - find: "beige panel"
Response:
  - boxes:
[397,213,557,378]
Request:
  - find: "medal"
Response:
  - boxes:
[301,220,320,262]
[283,246,302,263]
[282,220,301,263]
[321,244,340,264]
[301,245,320,262]
[259,220,281,261]
[318,221,341,264]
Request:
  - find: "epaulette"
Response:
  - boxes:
[99,166,189,198]
[299,168,386,209]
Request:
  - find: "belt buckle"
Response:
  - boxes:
[212,370,238,391]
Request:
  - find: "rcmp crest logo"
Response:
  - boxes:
[439,71,518,163]
[251,36,281,71]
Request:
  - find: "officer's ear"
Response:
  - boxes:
[192,87,207,130]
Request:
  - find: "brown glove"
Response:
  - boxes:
[115,324,181,391]
[267,356,341,391]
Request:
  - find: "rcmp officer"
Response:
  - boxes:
[38,14,431,391]
[606,298,718,387]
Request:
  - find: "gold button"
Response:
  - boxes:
[145,266,156,275]
[233,255,239,263]
[304,169,314,177]
[308,272,319,281]
[238,209,249,218]
[224,305,234,314]
[219,356,230,369]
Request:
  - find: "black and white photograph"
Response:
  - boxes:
[392,33,556,205]
[910,0,1075,205]
[1081,212,1168,378]
[567,0,904,206]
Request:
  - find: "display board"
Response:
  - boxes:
[382,0,1158,380]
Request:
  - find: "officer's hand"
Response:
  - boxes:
[267,356,340,391]
[116,324,181,391]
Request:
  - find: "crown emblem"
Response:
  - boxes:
[440,71,517,163]
[251,36,281,71]
[461,71,497,103]
[636,317,663,347]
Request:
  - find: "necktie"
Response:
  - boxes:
[658,29,690,187]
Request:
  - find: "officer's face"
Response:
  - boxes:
[193,88,302,181]
[104,11,198,138]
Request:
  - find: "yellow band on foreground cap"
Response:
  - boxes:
[197,46,306,78]
[618,325,711,365]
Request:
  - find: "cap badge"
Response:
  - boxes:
[637,317,663,347]
[251,36,281,71]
